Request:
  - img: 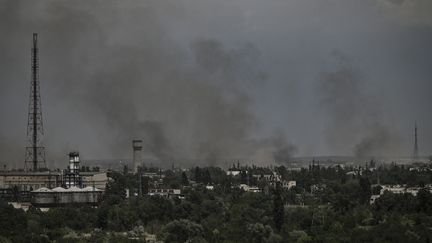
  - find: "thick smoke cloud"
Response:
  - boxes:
[318,51,401,158]
[3,1,283,167]
[354,123,396,157]
[377,0,432,26]
[0,0,431,168]
[270,133,298,164]
[76,36,266,166]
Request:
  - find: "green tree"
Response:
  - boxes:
[247,223,273,243]
[158,219,205,243]
[359,177,371,204]
[0,200,27,240]
[141,176,149,194]
[202,170,212,185]
[273,183,284,232]
[417,188,432,214]
[195,167,202,183]
[371,185,382,195]
[182,172,189,186]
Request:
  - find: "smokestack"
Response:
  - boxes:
[133,140,143,173]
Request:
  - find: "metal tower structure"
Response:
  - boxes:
[413,122,419,161]
[25,33,46,171]
[64,152,82,188]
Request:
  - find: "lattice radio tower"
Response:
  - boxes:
[25,33,46,171]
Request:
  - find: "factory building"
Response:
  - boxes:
[81,172,109,190]
[0,34,107,207]
[0,171,61,191]
[29,152,108,207]
[148,188,182,198]
[0,152,107,192]
[31,186,103,207]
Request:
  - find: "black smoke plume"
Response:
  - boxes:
[0,0,299,167]
[318,51,401,158]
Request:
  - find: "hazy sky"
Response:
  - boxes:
[0,0,431,168]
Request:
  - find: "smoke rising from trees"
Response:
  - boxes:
[0,0,431,167]
[318,51,402,158]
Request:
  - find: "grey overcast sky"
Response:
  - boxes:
[0,0,431,167]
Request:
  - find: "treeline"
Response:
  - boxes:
[0,163,432,242]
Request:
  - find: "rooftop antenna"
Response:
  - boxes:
[25,33,46,171]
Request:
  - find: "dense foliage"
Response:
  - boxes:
[1,163,432,242]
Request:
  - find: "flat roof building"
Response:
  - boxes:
[0,171,62,191]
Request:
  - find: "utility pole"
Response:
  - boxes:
[413,122,419,161]
[138,167,143,196]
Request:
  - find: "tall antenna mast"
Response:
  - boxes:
[25,33,46,171]
[413,122,419,161]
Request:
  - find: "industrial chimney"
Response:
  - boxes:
[133,140,143,173]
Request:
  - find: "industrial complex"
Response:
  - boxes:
[0,33,428,211]
[0,34,108,208]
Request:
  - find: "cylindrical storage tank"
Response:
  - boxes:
[57,192,72,204]
[73,192,87,203]
[31,192,55,206]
